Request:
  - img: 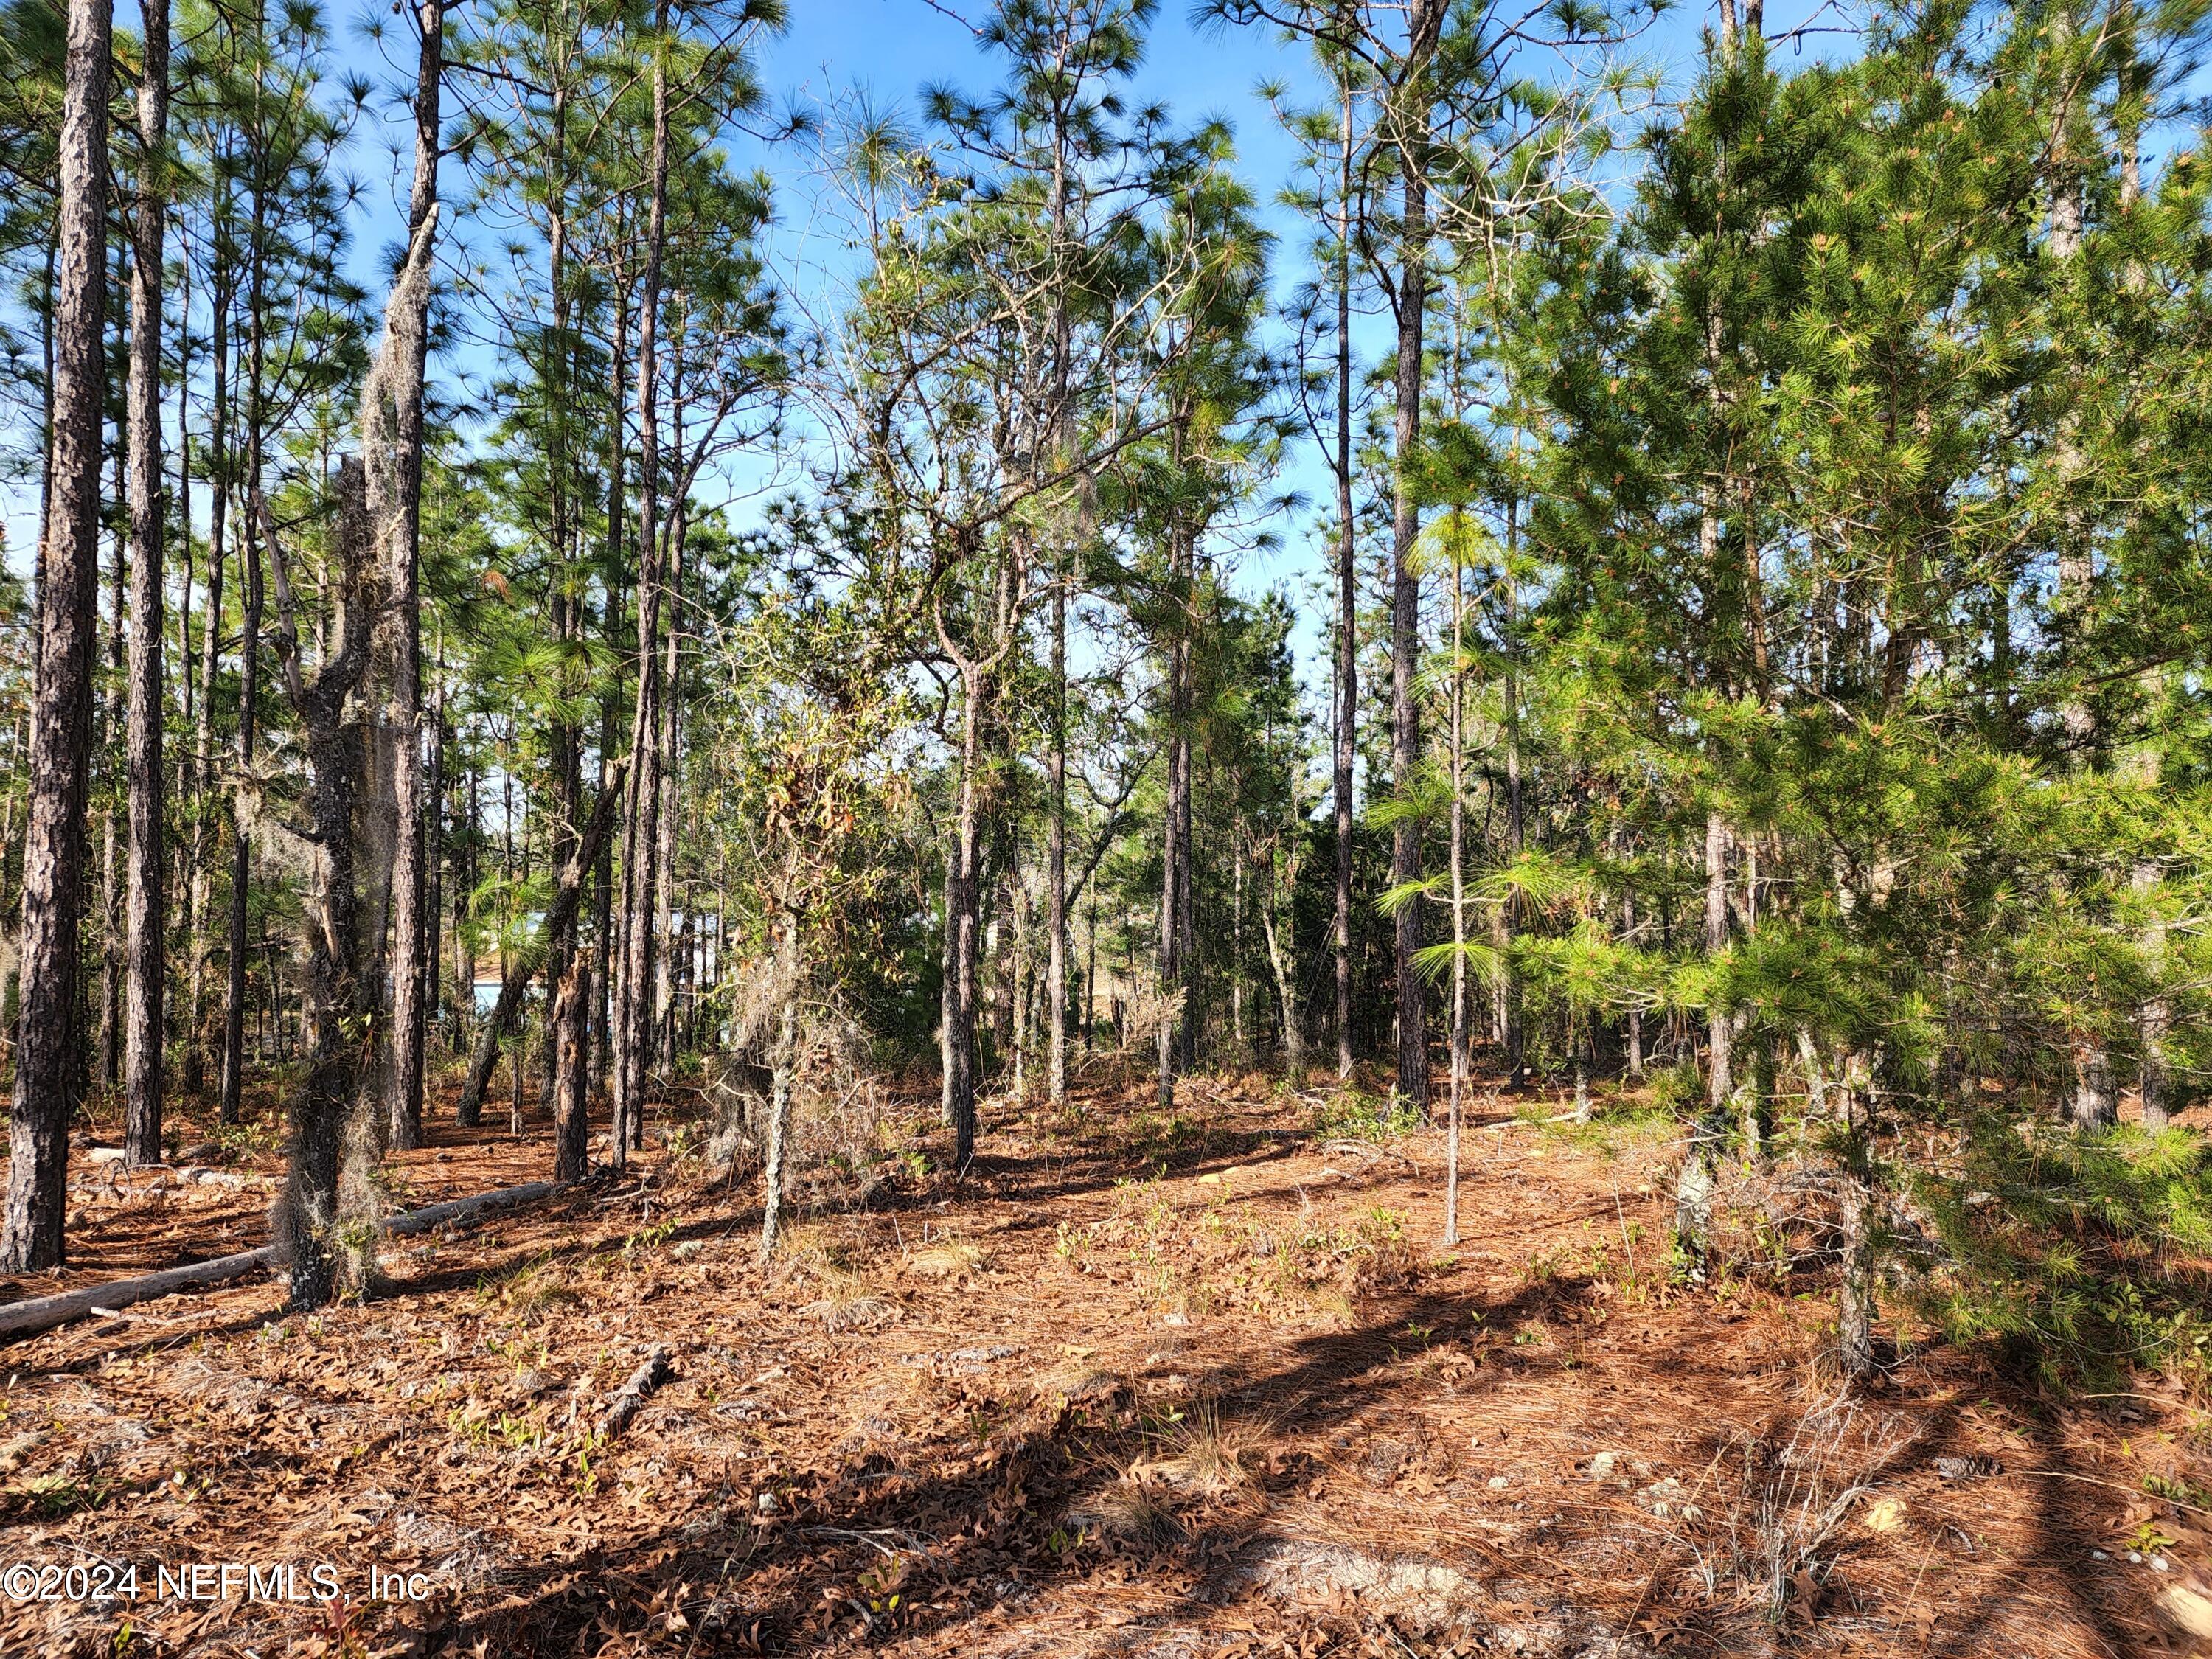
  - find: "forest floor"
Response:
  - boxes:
[1,1064,2208,1658]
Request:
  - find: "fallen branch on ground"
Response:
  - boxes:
[0,1178,568,1341]
[595,1345,675,1441]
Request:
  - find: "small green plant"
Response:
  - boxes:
[1646,1060,1703,1118]
[2143,1472,2211,1508]
[572,1430,605,1496]
[1361,1206,1407,1245]
[1314,1088,1422,1143]
[18,1472,110,1515]
[2129,1518,2181,1555]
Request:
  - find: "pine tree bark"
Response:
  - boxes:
[382,0,442,1152]
[1,0,111,1270]
[649,511,685,1072]
[614,9,672,1164]
[260,470,379,1310]
[945,660,984,1166]
[100,434,125,1099]
[184,218,232,1104]
[122,0,170,1166]
[1046,568,1068,1108]
[1156,524,1192,1110]
[591,296,627,1114]
[221,178,273,1127]
[550,942,591,1182]
[1674,810,1735,1273]
[1331,71,1357,1081]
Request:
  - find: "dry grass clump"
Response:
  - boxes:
[1034,1356,1121,1405]
[905,1239,987,1279]
[1688,1388,1916,1627]
[1131,1399,1265,1492]
[496,1257,580,1324]
[1067,1482,1187,1548]
[778,1224,900,1332]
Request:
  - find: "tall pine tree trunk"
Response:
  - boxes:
[614,20,672,1163]
[100,434,125,1098]
[382,0,442,1151]
[1332,72,1357,1081]
[1,0,110,1270]
[222,175,272,1127]
[1444,552,1467,1242]
[122,0,170,1164]
[1157,524,1191,1110]
[184,220,231,1104]
[1674,809,1733,1272]
[1388,73,1430,1110]
[261,466,379,1310]
[650,510,686,1074]
[1046,566,1068,1108]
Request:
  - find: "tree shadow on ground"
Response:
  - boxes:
[433,1260,2068,1659]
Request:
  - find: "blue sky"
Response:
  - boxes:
[1,0,1828,629]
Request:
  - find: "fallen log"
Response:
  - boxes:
[0,1177,568,1341]
[0,1245,278,1340]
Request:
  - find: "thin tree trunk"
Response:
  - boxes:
[1622,891,1643,1078]
[222,167,273,1128]
[1,0,110,1270]
[122,0,170,1163]
[2136,858,2168,1130]
[757,932,799,1261]
[458,759,628,1123]
[380,0,442,1151]
[1157,526,1191,1110]
[425,628,445,1056]
[1835,1050,1877,1377]
[592,291,627,1113]
[1675,810,1733,1272]
[650,507,686,1074]
[614,13,672,1164]
[551,939,592,1181]
[185,223,231,1104]
[1332,64,1357,1082]
[940,835,958,1125]
[1500,500,1526,1082]
[1444,549,1467,1240]
[1046,566,1068,1108]
[1261,836,1302,1073]
[946,663,984,1166]
[101,431,125,1098]
[1387,25,1432,1110]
